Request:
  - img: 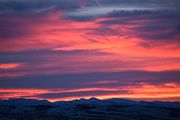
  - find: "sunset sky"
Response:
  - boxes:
[0,0,180,102]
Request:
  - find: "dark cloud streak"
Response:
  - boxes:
[0,70,179,89]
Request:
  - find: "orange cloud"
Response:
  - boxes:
[64,84,180,102]
[0,83,179,102]
[0,12,179,77]
[0,9,180,101]
[0,63,23,69]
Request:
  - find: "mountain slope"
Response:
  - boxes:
[0,98,180,120]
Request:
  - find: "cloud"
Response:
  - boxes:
[65,6,173,21]
[34,90,128,99]
[0,49,107,63]
[0,47,179,78]
[64,0,179,21]
[0,49,113,77]
[97,10,180,46]
[0,0,179,16]
[0,70,179,89]
[0,0,79,15]
[0,63,23,69]
[0,0,180,101]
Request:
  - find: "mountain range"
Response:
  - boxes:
[0,98,180,120]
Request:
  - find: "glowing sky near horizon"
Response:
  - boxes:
[0,0,180,102]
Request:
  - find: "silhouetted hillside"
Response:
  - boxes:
[0,98,180,120]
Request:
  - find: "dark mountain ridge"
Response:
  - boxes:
[0,98,180,120]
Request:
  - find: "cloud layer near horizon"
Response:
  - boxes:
[0,0,180,101]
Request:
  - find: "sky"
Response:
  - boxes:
[0,0,180,102]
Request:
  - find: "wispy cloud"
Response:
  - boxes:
[0,0,180,101]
